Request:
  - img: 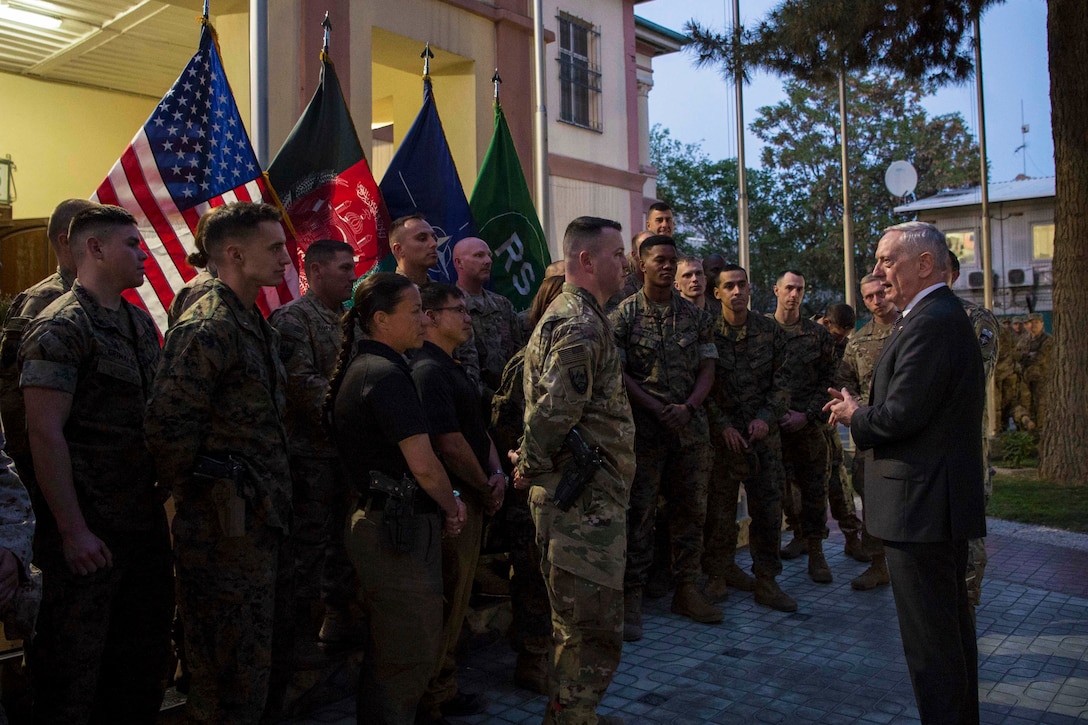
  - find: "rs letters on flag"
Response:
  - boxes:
[92,20,297,331]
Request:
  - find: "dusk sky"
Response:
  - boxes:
[636,0,1055,190]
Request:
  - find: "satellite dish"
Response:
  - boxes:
[885,160,918,198]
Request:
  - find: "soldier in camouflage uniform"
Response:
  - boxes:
[675,256,722,318]
[611,235,721,640]
[20,205,172,724]
[604,230,650,314]
[836,275,899,591]
[820,303,866,562]
[0,430,34,725]
[490,275,567,694]
[702,265,797,611]
[771,270,838,583]
[146,202,295,724]
[0,198,96,489]
[1018,313,1052,432]
[514,217,635,725]
[453,237,524,407]
[948,251,1001,610]
[168,268,217,327]
[269,240,360,656]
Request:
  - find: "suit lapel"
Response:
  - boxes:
[869,286,951,400]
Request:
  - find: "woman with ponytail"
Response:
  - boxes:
[325,272,466,724]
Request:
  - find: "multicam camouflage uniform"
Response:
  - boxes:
[610,290,715,594]
[0,266,76,484]
[604,270,641,313]
[771,315,836,541]
[490,349,552,675]
[0,428,35,633]
[146,279,294,725]
[269,291,356,623]
[465,287,524,404]
[961,298,1000,607]
[1018,325,1053,432]
[19,282,173,724]
[703,313,790,579]
[519,283,635,725]
[836,317,895,559]
[825,338,862,543]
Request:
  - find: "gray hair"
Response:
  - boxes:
[883,221,948,273]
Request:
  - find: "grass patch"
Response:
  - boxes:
[990,470,1088,534]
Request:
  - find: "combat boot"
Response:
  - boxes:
[843,531,871,563]
[780,530,807,559]
[623,588,643,642]
[850,553,890,591]
[703,576,729,603]
[671,582,723,624]
[721,562,756,592]
[807,538,833,583]
[513,650,549,695]
[754,576,798,612]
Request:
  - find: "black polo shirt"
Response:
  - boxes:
[410,341,490,494]
[332,339,429,492]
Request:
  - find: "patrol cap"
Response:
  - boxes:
[1026,312,1043,322]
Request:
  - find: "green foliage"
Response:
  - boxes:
[1000,430,1038,468]
[649,126,788,310]
[750,71,980,301]
[650,72,980,308]
[686,0,1005,85]
[989,471,1088,534]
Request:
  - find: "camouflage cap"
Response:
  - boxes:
[1026,312,1043,322]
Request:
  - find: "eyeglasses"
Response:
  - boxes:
[428,305,469,316]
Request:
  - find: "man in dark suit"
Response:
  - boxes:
[825,221,986,725]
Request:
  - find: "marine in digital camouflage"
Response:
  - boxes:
[771,315,836,540]
[147,278,294,724]
[610,289,716,588]
[0,429,36,641]
[0,267,75,480]
[703,312,790,579]
[167,269,217,328]
[19,281,172,724]
[269,291,356,612]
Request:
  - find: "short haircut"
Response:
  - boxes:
[67,205,137,249]
[48,199,98,246]
[196,202,282,265]
[639,234,676,258]
[389,214,427,245]
[420,281,463,311]
[776,269,805,285]
[859,274,881,287]
[884,221,949,274]
[710,263,747,289]
[826,303,856,330]
[947,248,960,274]
[647,201,672,215]
[562,216,623,260]
[304,239,354,276]
[676,255,702,268]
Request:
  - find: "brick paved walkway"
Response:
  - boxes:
[284,518,1088,724]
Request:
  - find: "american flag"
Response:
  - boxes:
[92,21,299,331]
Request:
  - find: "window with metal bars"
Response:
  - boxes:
[557,12,602,131]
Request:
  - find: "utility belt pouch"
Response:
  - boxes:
[194,454,247,538]
[370,471,422,554]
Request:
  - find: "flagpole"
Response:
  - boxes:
[531,0,552,250]
[732,0,750,276]
[322,11,331,59]
[249,0,269,166]
[492,69,501,104]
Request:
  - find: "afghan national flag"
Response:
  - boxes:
[378,76,476,282]
[469,102,551,311]
[268,54,390,284]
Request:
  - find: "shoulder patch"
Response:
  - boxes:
[558,346,587,367]
[568,364,589,394]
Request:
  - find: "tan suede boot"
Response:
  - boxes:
[671,582,723,624]
[850,553,890,591]
[754,576,798,612]
[807,538,833,583]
